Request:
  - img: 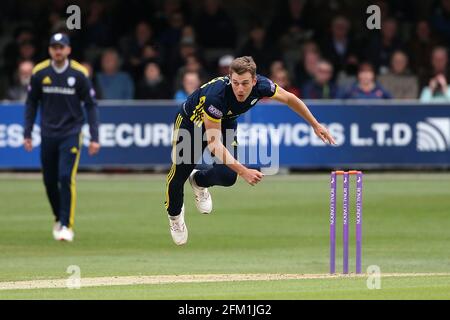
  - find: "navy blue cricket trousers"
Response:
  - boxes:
[165,113,238,216]
[40,133,82,228]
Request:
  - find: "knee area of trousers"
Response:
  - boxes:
[220,171,238,187]
[59,174,72,185]
[43,179,58,188]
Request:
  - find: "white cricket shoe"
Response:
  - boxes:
[189,169,212,214]
[53,221,61,240]
[168,205,188,245]
[58,226,74,242]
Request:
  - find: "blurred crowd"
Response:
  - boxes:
[1,0,450,102]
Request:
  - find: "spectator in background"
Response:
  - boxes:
[174,54,209,92]
[121,21,160,81]
[159,11,185,61]
[141,43,160,65]
[294,44,321,88]
[177,37,198,62]
[194,0,236,49]
[47,11,67,34]
[365,17,403,75]
[18,40,38,64]
[407,20,441,86]
[268,0,314,50]
[169,27,200,78]
[320,15,360,79]
[420,73,450,102]
[431,46,449,76]
[421,46,450,88]
[217,54,234,76]
[378,50,419,99]
[237,22,278,75]
[6,60,34,101]
[430,0,450,45]
[341,63,392,99]
[4,39,39,87]
[180,25,197,45]
[96,49,135,99]
[153,0,186,34]
[136,62,171,99]
[3,27,37,81]
[174,71,200,102]
[302,60,340,99]
[270,68,300,97]
[82,1,113,48]
[270,60,286,76]
[177,26,198,60]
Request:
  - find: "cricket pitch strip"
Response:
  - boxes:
[1,273,449,290]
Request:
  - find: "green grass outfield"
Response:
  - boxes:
[0,172,449,299]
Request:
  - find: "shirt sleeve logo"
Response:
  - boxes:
[207,105,223,118]
[269,79,276,93]
[67,76,76,87]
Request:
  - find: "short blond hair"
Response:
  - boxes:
[230,56,257,77]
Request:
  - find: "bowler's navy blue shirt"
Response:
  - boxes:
[182,75,278,126]
[25,59,99,141]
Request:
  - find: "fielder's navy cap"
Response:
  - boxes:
[49,33,70,46]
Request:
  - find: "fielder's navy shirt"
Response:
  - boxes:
[24,59,99,142]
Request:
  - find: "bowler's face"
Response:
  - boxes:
[230,72,257,102]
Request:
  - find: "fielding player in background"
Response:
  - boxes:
[24,33,100,242]
[165,56,336,245]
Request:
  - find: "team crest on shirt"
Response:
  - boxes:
[67,76,76,87]
[251,98,258,105]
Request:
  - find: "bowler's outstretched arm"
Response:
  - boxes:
[271,86,336,145]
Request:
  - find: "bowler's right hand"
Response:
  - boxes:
[240,168,264,186]
[24,138,33,152]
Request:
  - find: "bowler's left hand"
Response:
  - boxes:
[88,141,100,155]
[314,124,336,145]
